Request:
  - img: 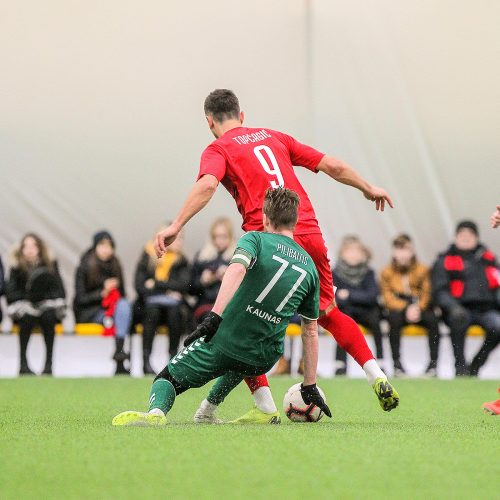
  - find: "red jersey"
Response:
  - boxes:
[198,127,325,235]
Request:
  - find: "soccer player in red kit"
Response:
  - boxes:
[156,89,399,423]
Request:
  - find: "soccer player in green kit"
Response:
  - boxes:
[112,188,331,426]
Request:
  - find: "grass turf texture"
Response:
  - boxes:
[1,378,498,499]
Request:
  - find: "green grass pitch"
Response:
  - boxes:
[0,377,498,499]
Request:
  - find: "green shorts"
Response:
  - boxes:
[168,338,275,390]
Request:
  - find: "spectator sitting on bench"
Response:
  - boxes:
[190,217,235,323]
[135,227,191,375]
[381,234,439,377]
[432,221,500,377]
[73,231,131,375]
[333,236,384,375]
[5,234,66,376]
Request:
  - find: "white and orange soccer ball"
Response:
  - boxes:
[283,382,327,422]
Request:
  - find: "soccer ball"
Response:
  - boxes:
[283,383,327,422]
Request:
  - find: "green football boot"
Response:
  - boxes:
[112,411,167,427]
[373,378,400,412]
[229,407,281,424]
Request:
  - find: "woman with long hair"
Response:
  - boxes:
[6,233,66,375]
[190,217,235,323]
[73,231,132,375]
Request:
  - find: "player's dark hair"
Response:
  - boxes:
[263,188,300,229]
[204,89,240,122]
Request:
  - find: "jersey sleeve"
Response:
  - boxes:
[197,143,227,181]
[297,273,320,320]
[229,232,260,269]
[279,133,324,173]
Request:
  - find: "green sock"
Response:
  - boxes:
[148,379,176,414]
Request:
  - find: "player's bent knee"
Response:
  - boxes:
[154,366,189,395]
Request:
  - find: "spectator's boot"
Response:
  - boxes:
[143,354,155,375]
[42,361,53,376]
[482,389,500,415]
[115,359,130,375]
[113,338,130,376]
[113,338,130,362]
[272,356,291,376]
[19,354,35,376]
[142,330,155,375]
[335,361,347,376]
[423,361,437,378]
[393,360,407,377]
[455,361,469,377]
[19,363,35,376]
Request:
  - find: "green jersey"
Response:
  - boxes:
[211,231,320,367]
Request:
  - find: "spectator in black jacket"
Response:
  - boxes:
[333,236,383,375]
[5,234,66,375]
[190,217,235,323]
[432,221,500,376]
[74,231,131,375]
[135,228,191,374]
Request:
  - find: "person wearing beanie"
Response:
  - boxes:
[73,231,132,375]
[432,220,500,376]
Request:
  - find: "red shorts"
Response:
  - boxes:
[293,232,335,311]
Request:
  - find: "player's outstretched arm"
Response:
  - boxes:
[155,174,219,257]
[301,318,319,386]
[491,205,500,228]
[316,155,394,211]
[300,318,332,418]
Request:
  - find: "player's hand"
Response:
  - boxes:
[490,205,500,229]
[183,311,223,346]
[103,278,119,294]
[155,224,181,258]
[300,383,332,418]
[363,185,394,211]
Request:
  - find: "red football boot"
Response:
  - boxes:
[482,388,500,415]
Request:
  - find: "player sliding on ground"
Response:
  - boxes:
[113,188,331,426]
[155,89,399,422]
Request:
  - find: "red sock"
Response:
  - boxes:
[244,375,269,394]
[319,307,374,366]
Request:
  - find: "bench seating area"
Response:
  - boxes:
[285,323,485,337]
[8,323,485,337]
